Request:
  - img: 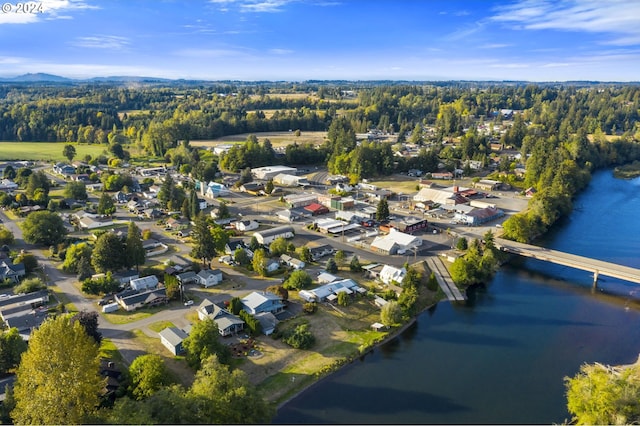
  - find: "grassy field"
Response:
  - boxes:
[190,131,327,149]
[0,142,108,162]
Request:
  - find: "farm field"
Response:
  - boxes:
[0,142,108,162]
[190,131,328,149]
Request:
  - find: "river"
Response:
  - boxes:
[274,170,640,424]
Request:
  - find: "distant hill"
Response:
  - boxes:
[0,73,73,82]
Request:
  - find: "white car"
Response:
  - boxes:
[184,300,194,306]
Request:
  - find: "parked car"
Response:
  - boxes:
[184,300,194,306]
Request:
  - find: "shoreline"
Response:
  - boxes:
[274,306,426,412]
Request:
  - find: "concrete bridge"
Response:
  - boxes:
[494,238,640,287]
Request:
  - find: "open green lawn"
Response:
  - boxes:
[0,142,108,162]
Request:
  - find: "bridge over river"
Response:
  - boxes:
[494,238,640,286]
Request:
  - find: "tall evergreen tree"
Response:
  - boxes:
[125,221,146,272]
[376,198,390,221]
[190,213,216,268]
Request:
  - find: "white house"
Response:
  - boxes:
[371,228,422,255]
[197,299,244,336]
[252,225,295,245]
[251,165,297,180]
[280,254,305,270]
[0,179,18,191]
[379,265,407,285]
[129,275,159,291]
[234,220,259,232]
[196,269,223,288]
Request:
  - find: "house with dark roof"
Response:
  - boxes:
[0,258,25,283]
[115,287,168,311]
[197,299,245,336]
[0,290,50,338]
[309,244,334,261]
[177,270,197,285]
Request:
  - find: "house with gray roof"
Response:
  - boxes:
[130,275,159,291]
[196,269,223,288]
[197,299,244,336]
[0,259,25,284]
[241,291,285,315]
[115,287,168,311]
[159,327,189,355]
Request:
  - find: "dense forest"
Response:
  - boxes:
[2,81,640,243]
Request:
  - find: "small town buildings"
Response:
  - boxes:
[234,220,259,232]
[240,182,265,195]
[273,173,308,187]
[388,217,429,234]
[298,278,361,303]
[129,275,159,291]
[413,187,469,205]
[265,260,280,273]
[78,215,114,230]
[159,327,189,355]
[284,193,318,209]
[0,258,25,283]
[317,272,340,284]
[525,187,537,197]
[197,299,245,336]
[473,179,501,191]
[330,197,355,211]
[252,225,295,245]
[280,254,305,270]
[241,291,285,315]
[304,203,329,216]
[177,270,197,285]
[0,179,18,191]
[113,270,139,286]
[308,244,334,261]
[371,228,422,255]
[255,312,278,336]
[115,287,168,312]
[454,206,505,226]
[202,181,229,198]
[379,265,407,285]
[196,269,223,288]
[0,290,49,338]
[431,172,454,180]
[251,165,297,180]
[53,163,76,175]
[315,218,345,233]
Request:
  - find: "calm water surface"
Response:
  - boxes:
[274,170,640,424]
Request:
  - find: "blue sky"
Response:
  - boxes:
[1,0,640,81]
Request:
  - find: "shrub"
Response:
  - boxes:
[282,324,315,350]
[303,302,317,314]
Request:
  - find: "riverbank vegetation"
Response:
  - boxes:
[613,160,640,179]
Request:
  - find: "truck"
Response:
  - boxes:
[102,302,120,313]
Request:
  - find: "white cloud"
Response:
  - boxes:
[491,0,640,46]
[71,35,130,50]
[0,0,98,25]
[479,43,512,49]
[268,48,293,55]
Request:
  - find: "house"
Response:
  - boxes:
[454,206,505,226]
[371,228,422,255]
[0,258,25,283]
[284,193,318,208]
[431,172,453,180]
[413,187,469,205]
[0,290,50,337]
[298,278,360,303]
[388,217,429,234]
[100,359,124,402]
[525,187,537,198]
[473,179,501,191]
[275,209,306,223]
[265,260,280,273]
[251,165,297,180]
[255,312,278,336]
[129,275,159,291]
[309,244,334,261]
[177,270,197,285]
[112,191,129,204]
[280,254,305,270]
[197,198,208,210]
[241,291,285,315]
[407,169,423,177]
[112,270,139,286]
[115,287,168,311]
[225,240,251,255]
[304,203,330,216]
[234,220,259,232]
[54,163,75,175]
[196,269,223,288]
[252,225,295,245]
[78,215,114,230]
[197,299,245,336]
[317,272,340,284]
[0,179,18,191]
[379,265,407,285]
[159,327,189,355]
[273,173,308,187]
[144,208,162,219]
[202,181,229,198]
[240,182,265,195]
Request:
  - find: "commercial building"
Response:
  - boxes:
[251,165,297,180]
[252,225,295,245]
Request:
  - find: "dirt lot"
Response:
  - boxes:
[190,131,327,148]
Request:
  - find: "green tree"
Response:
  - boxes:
[0,328,27,375]
[265,179,274,195]
[163,274,180,300]
[182,319,231,370]
[62,241,92,274]
[266,285,288,301]
[71,311,102,344]
[252,248,267,276]
[210,225,230,254]
[188,355,274,424]
[97,192,116,215]
[337,291,350,306]
[325,257,338,273]
[249,236,260,251]
[228,296,242,315]
[282,323,315,349]
[298,245,312,262]
[129,354,175,401]
[125,221,146,272]
[191,213,216,268]
[217,201,230,219]
[2,164,15,180]
[21,210,67,246]
[14,252,38,274]
[62,144,76,162]
[376,198,390,222]
[456,237,468,250]
[91,232,125,273]
[350,255,362,272]
[380,300,403,326]
[233,247,250,266]
[63,181,88,201]
[283,269,312,290]
[269,237,289,257]
[25,171,50,199]
[12,316,103,425]
[334,249,346,265]
[0,226,13,246]
[13,277,46,294]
